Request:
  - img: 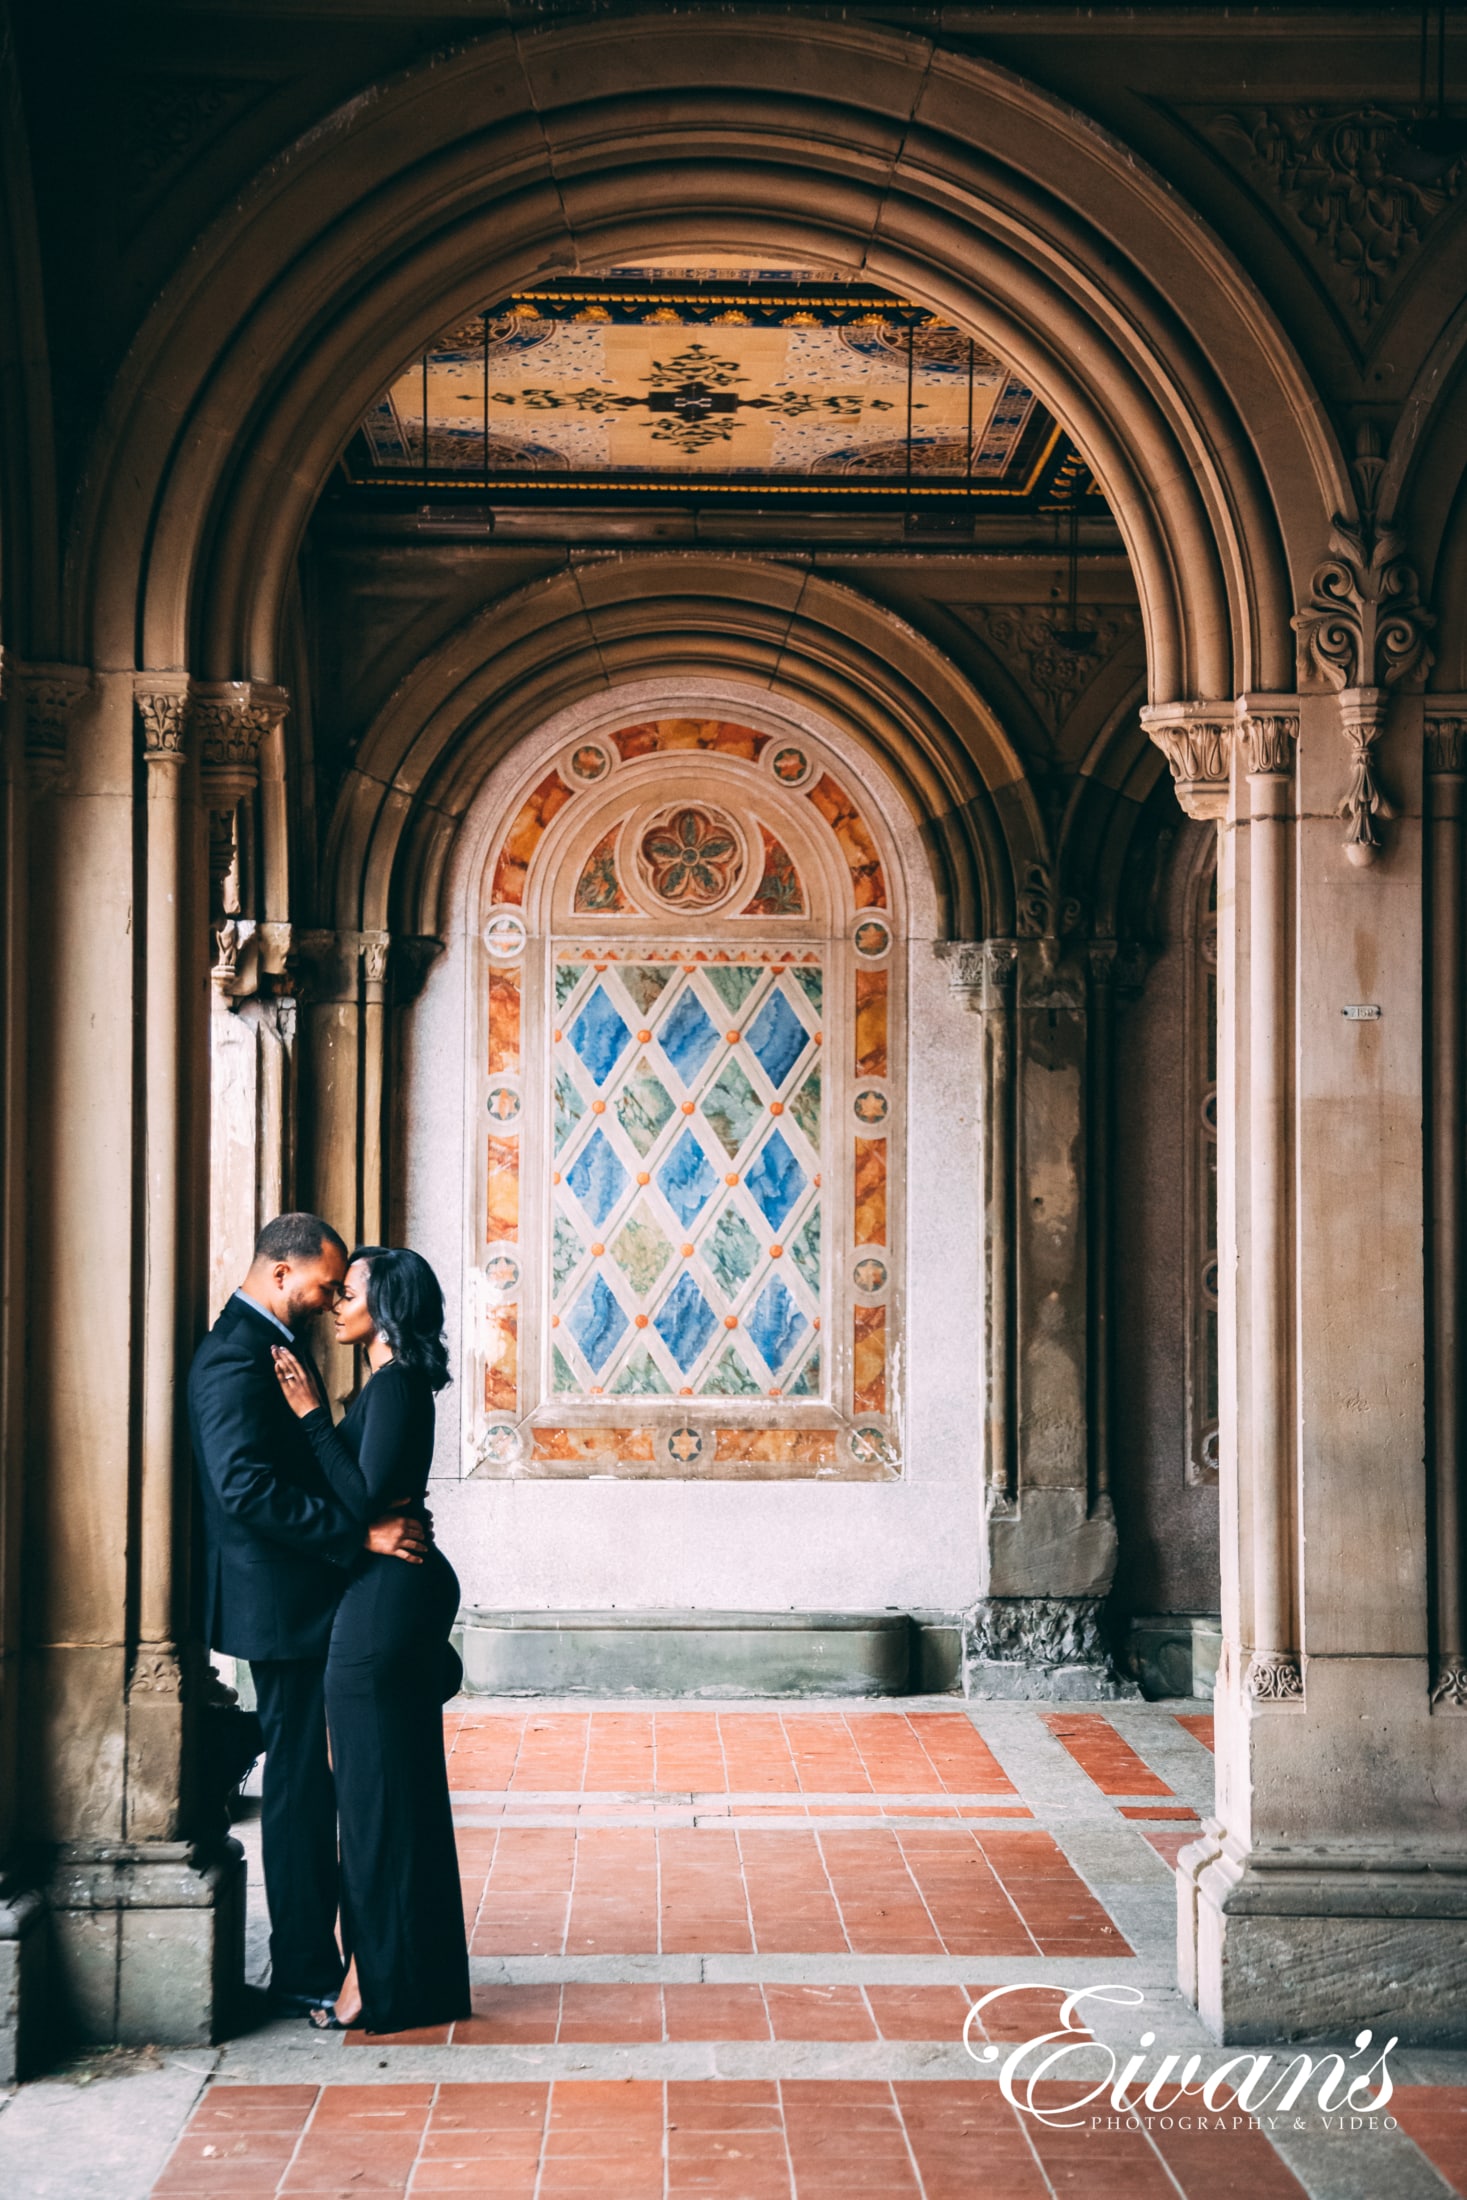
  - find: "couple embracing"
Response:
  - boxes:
[188,1213,471,2035]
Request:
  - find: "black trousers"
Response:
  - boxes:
[249,1655,347,2000]
[326,1544,471,2034]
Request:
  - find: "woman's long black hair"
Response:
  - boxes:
[349,1245,452,1392]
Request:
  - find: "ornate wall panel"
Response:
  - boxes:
[467,719,905,1481]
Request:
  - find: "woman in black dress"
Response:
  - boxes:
[271,1245,470,2035]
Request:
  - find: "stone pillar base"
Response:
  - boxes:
[0,1874,50,2082]
[47,1838,246,2047]
[961,1595,1140,1700]
[1186,1826,1467,2044]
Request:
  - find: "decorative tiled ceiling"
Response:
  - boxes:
[345,267,1104,509]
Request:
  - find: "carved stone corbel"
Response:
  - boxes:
[18,662,92,793]
[1335,686,1393,866]
[1293,509,1433,865]
[1140,702,1234,820]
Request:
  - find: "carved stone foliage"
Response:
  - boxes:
[1140,703,1233,820]
[956,604,1141,732]
[135,677,189,765]
[18,663,91,791]
[1197,105,1467,328]
[1294,516,1432,865]
[1432,1665,1467,1708]
[1015,861,1082,940]
[1245,1649,1304,1702]
[191,680,289,804]
[1294,516,1434,696]
[1238,705,1299,778]
[1426,708,1467,777]
[940,938,1018,1012]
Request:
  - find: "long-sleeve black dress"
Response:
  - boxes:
[300,1359,471,2034]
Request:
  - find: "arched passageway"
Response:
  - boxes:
[2,8,1463,2087]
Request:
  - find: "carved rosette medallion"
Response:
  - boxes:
[1141,703,1234,820]
[635,803,745,910]
[1245,1649,1304,1701]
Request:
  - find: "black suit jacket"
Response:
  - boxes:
[188,1294,363,1661]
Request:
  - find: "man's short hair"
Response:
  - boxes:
[253,1212,348,1265]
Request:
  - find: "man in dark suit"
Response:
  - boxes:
[188,1211,428,2012]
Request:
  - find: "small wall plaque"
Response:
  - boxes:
[1342,1004,1382,1021]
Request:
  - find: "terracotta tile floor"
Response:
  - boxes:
[147,1703,1466,2200]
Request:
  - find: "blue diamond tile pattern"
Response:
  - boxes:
[747,1275,808,1372]
[657,1130,718,1227]
[745,1127,805,1231]
[568,985,631,1086]
[567,1274,629,1371]
[653,1272,719,1373]
[548,956,827,1402]
[566,1128,630,1228]
[746,986,808,1090]
[657,988,718,1084]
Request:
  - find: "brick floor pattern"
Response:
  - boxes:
[148,1706,1467,2200]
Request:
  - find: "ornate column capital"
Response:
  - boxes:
[940,938,1019,1012]
[18,661,92,792]
[1140,701,1234,820]
[1236,694,1299,778]
[1245,1649,1304,1702]
[1425,698,1467,779]
[190,679,289,807]
[134,673,190,769]
[361,931,391,1000]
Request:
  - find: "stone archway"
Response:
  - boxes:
[16,10,1460,2065]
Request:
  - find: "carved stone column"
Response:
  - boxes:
[360,933,391,1250]
[24,668,244,2048]
[947,928,1134,1701]
[1237,698,1301,1702]
[0,651,48,2078]
[1183,680,1465,2044]
[128,677,192,1839]
[1426,702,1467,1708]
